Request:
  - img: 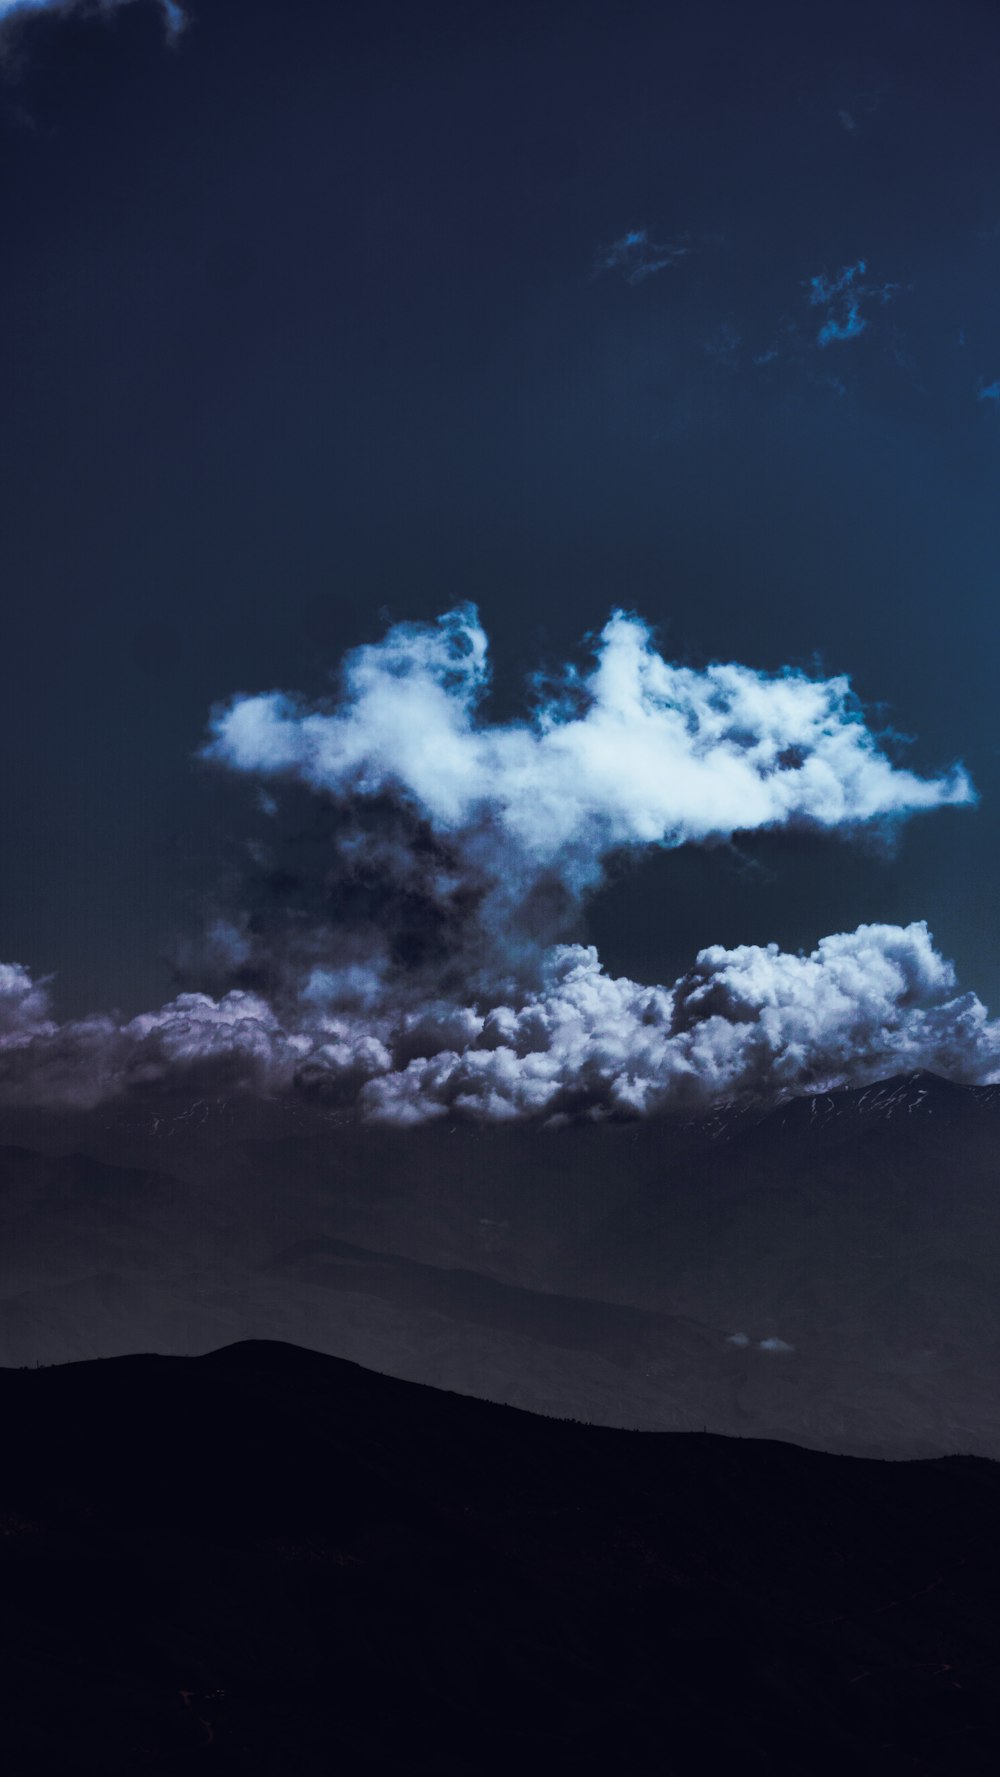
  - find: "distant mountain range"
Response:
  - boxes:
[1,1070,999,1458]
[2,1338,999,1774]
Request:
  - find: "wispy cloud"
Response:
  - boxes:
[805,260,900,348]
[834,85,883,137]
[0,0,185,40]
[594,227,690,286]
[704,321,741,366]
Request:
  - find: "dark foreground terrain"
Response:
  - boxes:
[1,1341,999,1774]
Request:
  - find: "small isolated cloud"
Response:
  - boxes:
[977,379,1000,404]
[805,260,900,348]
[747,316,802,372]
[0,0,185,39]
[759,1337,795,1353]
[595,227,690,286]
[726,1332,750,1347]
[834,85,882,137]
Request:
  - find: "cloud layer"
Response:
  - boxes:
[1,921,998,1123]
[0,610,990,1124]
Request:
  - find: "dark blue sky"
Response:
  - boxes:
[2,0,999,1017]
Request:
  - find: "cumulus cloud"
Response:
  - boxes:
[0,973,310,1110]
[350,921,1000,1125]
[0,960,52,1037]
[0,0,185,39]
[805,260,899,348]
[0,610,989,1124]
[595,228,690,285]
[205,604,970,895]
[2,920,999,1124]
[199,605,971,1005]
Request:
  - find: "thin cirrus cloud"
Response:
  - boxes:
[0,609,994,1124]
[594,227,690,285]
[0,0,185,38]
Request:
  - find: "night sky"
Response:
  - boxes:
[2,0,1000,1121]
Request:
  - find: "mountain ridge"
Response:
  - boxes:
[2,1337,999,1773]
[1,1066,999,1458]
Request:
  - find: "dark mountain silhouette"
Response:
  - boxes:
[1,1339,998,1774]
[1,1070,999,1455]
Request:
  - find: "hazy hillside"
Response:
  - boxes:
[1,1072,998,1458]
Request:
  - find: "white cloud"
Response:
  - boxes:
[198,607,973,1017]
[0,612,988,1125]
[0,960,54,1037]
[2,920,997,1122]
[205,605,972,908]
[352,921,1000,1125]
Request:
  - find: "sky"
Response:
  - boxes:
[2,0,1000,1123]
